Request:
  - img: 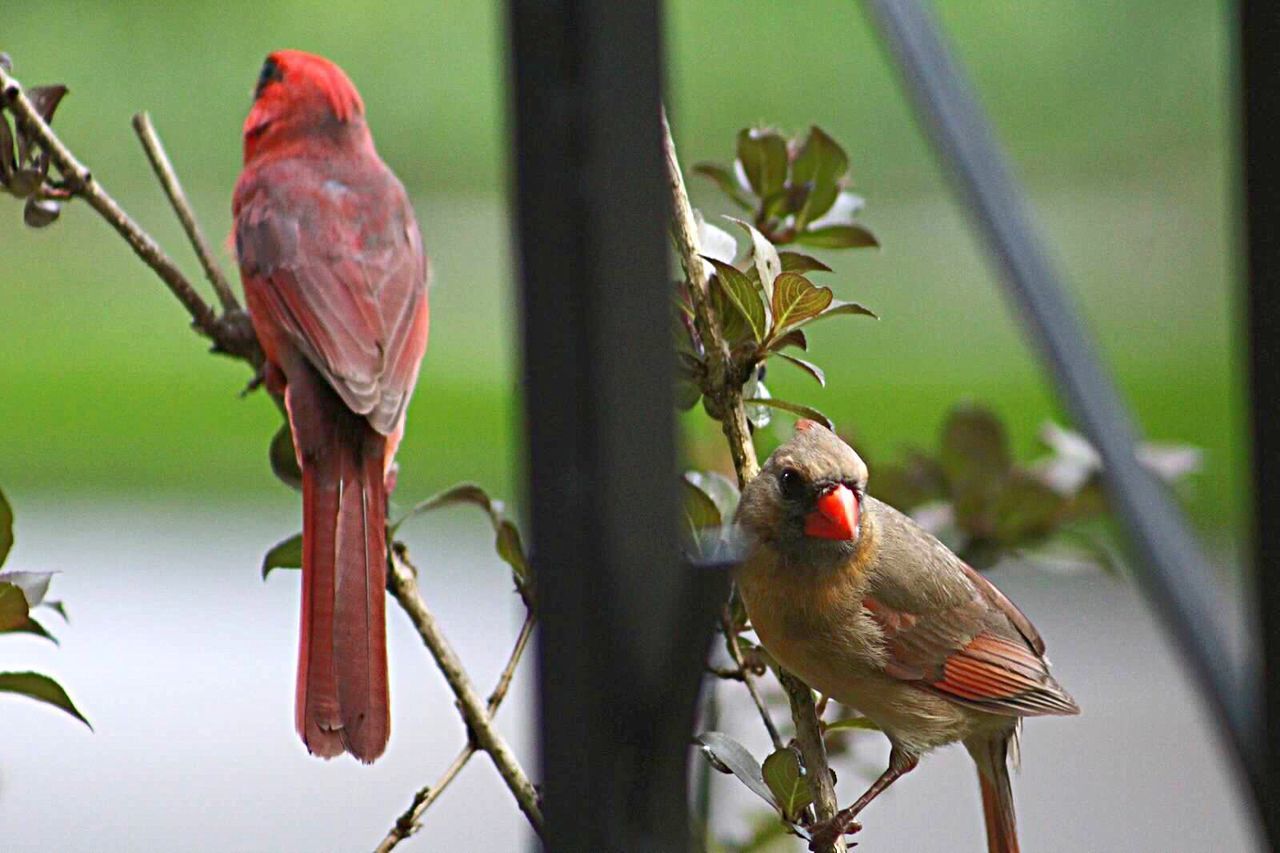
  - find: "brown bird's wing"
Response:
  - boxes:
[864,568,1079,718]
[235,160,428,434]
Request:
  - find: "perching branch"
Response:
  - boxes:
[387,544,544,837]
[662,107,844,852]
[131,111,241,313]
[376,610,537,852]
[0,64,260,366]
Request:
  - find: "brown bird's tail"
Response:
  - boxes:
[291,366,390,763]
[966,733,1019,853]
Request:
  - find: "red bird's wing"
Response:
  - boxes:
[234,161,428,435]
[864,567,1079,718]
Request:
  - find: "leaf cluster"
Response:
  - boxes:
[676,126,878,432]
[695,126,878,249]
[872,404,1200,571]
[0,487,91,727]
[0,54,69,227]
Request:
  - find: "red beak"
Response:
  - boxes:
[804,484,859,541]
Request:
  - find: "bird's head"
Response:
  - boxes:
[242,50,367,163]
[737,419,870,567]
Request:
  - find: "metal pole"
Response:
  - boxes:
[861,0,1263,819]
[507,1,726,848]
[1241,0,1280,843]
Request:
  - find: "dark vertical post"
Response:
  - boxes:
[507,1,710,849]
[1241,1,1280,844]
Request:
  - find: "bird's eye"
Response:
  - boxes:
[779,468,805,501]
[255,58,284,100]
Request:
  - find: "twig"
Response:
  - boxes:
[660,107,758,482]
[375,611,537,852]
[0,65,260,366]
[131,112,241,312]
[387,545,544,837]
[723,610,784,751]
[662,106,843,852]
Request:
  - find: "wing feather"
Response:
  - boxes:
[234,159,428,434]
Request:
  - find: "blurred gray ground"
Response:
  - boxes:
[0,503,1262,852]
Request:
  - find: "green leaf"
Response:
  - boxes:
[941,405,1013,482]
[771,328,809,352]
[681,478,722,551]
[794,224,878,249]
[736,128,788,200]
[873,452,948,512]
[261,533,303,579]
[0,582,30,631]
[993,473,1067,544]
[42,599,68,622]
[0,487,12,566]
[0,671,91,728]
[773,352,826,386]
[824,716,882,734]
[684,471,740,522]
[941,405,1013,533]
[692,162,754,210]
[791,126,849,229]
[674,376,701,411]
[2,614,58,644]
[778,252,833,274]
[696,731,780,814]
[269,423,302,491]
[710,270,750,344]
[770,272,833,335]
[705,257,767,342]
[728,217,782,302]
[743,398,833,430]
[762,747,813,823]
[811,299,878,322]
[395,483,532,605]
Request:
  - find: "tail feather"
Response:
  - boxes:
[331,428,389,761]
[966,733,1020,853]
[298,465,343,758]
[290,365,390,763]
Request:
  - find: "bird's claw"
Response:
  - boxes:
[806,814,862,851]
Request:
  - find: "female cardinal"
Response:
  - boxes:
[233,51,429,763]
[736,420,1078,852]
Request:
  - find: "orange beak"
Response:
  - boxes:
[803,484,859,541]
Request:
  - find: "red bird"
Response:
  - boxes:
[233,50,429,762]
[736,421,1077,852]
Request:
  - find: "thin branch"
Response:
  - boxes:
[723,610,783,751]
[662,106,843,852]
[131,111,241,313]
[660,107,758,482]
[0,65,260,366]
[387,545,544,838]
[375,611,536,852]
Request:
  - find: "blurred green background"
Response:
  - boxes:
[0,1,1242,533]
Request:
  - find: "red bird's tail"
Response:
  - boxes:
[966,733,1020,853]
[289,365,390,763]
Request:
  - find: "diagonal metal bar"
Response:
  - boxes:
[861,0,1261,810]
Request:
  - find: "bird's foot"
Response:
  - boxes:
[806,812,861,851]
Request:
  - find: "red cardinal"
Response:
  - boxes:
[233,50,429,762]
[735,421,1077,852]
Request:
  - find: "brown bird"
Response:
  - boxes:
[735,420,1078,852]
